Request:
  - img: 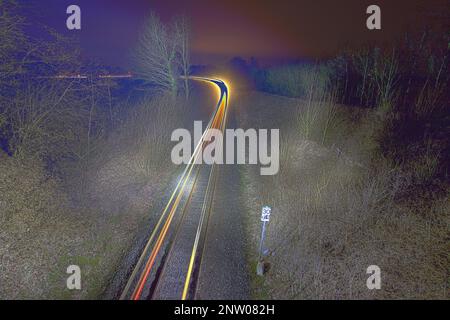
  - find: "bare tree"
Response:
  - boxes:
[174,15,191,99]
[134,12,178,95]
[0,0,26,81]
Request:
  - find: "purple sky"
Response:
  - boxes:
[20,0,449,67]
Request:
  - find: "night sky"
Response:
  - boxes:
[20,0,448,67]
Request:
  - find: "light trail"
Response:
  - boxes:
[120,77,230,300]
[181,82,228,300]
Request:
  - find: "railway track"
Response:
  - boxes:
[120,78,229,300]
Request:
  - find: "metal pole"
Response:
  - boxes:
[259,220,267,260]
[257,206,271,276]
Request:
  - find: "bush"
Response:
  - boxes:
[0,154,66,233]
[264,64,331,98]
[115,93,183,177]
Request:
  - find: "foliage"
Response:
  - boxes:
[262,64,331,98]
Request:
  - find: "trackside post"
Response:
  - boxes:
[257,206,271,276]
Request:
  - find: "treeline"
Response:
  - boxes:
[0,1,129,184]
[251,32,449,112]
[235,32,449,183]
[1,3,196,182]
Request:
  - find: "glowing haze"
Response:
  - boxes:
[22,0,448,66]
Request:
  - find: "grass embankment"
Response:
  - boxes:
[0,94,184,299]
[237,82,448,299]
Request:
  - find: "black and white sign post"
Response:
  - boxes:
[257,206,271,276]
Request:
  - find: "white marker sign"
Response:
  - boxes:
[258,206,272,264]
[261,206,271,222]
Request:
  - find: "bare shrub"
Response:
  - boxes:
[118,94,182,176]
[82,93,183,209]
[0,0,26,81]
[134,12,191,97]
[264,64,330,98]
[295,88,339,145]
[0,154,66,232]
[174,15,191,99]
[6,81,87,161]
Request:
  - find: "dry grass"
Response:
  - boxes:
[0,154,79,298]
[0,94,183,299]
[237,90,449,299]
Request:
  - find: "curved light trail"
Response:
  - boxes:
[120,77,229,300]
